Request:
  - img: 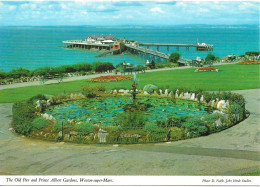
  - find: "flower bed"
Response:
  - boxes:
[11,86,247,145]
[195,67,218,72]
[88,75,132,82]
[238,60,260,65]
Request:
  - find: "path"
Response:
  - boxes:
[0,89,259,175]
[0,62,237,90]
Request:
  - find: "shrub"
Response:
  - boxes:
[116,111,146,128]
[0,71,7,79]
[56,65,76,73]
[12,101,37,135]
[31,117,49,130]
[81,86,98,98]
[32,67,51,76]
[12,101,36,125]
[52,120,73,132]
[29,94,46,103]
[182,117,209,137]
[202,113,222,132]
[149,128,167,142]
[205,53,216,62]
[97,85,106,92]
[170,127,184,140]
[7,67,30,79]
[73,63,92,72]
[75,122,94,136]
[104,126,123,136]
[143,84,158,94]
[169,52,180,63]
[245,51,260,56]
[229,104,244,121]
[92,61,115,72]
[151,60,155,69]
[166,116,188,128]
[143,123,159,133]
[15,123,32,135]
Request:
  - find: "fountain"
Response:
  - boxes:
[130,73,139,101]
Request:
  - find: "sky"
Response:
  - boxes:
[0,0,259,26]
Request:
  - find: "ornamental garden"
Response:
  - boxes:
[8,51,259,144]
[12,74,247,144]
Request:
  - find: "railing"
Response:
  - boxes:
[125,44,170,59]
[62,40,111,47]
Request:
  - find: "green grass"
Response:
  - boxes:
[241,171,260,176]
[0,64,259,103]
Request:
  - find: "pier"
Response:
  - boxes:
[62,36,212,64]
[63,40,113,51]
[139,43,213,51]
[125,44,192,64]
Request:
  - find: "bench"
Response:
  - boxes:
[40,74,63,84]
[120,66,146,75]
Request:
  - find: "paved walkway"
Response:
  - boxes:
[0,62,236,90]
[0,89,259,175]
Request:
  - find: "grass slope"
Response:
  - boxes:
[0,64,259,103]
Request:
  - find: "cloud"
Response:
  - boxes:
[8,5,17,11]
[239,2,253,10]
[150,7,164,13]
[112,14,121,19]
[82,11,88,15]
[0,0,259,26]
[156,1,176,5]
[113,1,143,7]
[60,3,67,9]
[199,8,209,12]
[176,2,187,7]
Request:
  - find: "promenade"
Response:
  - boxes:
[0,62,237,90]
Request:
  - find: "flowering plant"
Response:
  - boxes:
[195,67,218,72]
[238,60,260,65]
[89,75,132,82]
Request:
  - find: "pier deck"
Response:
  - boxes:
[139,43,213,51]
[63,40,111,47]
[125,44,170,60]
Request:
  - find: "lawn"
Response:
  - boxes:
[0,64,259,103]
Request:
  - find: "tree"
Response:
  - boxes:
[205,53,216,62]
[151,60,155,69]
[169,52,180,63]
[7,67,30,79]
[0,71,7,79]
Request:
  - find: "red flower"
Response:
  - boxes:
[238,60,260,65]
[89,75,132,82]
[197,67,217,71]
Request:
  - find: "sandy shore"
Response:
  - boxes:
[0,88,259,175]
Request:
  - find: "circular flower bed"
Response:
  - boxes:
[11,86,247,144]
[195,67,218,72]
[46,97,210,126]
[89,75,132,82]
[238,60,260,65]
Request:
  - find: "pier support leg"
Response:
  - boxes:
[157,46,159,51]
[167,46,169,52]
[176,46,179,51]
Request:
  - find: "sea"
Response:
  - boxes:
[0,25,259,72]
